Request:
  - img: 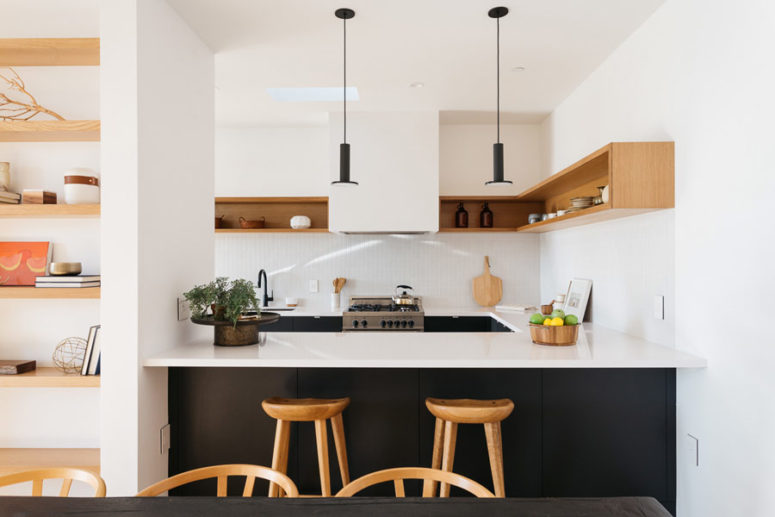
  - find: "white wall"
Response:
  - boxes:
[101,0,214,495]
[216,232,540,312]
[539,0,775,515]
[216,126,329,196]
[440,123,542,196]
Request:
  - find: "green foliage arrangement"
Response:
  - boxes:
[183,277,259,326]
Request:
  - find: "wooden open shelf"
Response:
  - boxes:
[0,38,100,66]
[0,204,100,217]
[0,120,100,142]
[0,367,99,388]
[215,197,329,232]
[439,196,543,232]
[0,287,100,299]
[0,448,100,476]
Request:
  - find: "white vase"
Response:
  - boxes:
[290,215,311,229]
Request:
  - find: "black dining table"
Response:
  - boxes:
[0,496,672,517]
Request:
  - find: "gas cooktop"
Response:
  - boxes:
[343,296,424,331]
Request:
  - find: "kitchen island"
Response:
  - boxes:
[147,309,703,515]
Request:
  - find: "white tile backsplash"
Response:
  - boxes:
[215,233,540,311]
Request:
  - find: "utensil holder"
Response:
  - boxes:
[330,293,340,311]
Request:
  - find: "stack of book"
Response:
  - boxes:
[81,325,101,376]
[35,275,101,288]
[0,191,21,204]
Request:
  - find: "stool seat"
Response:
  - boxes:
[262,397,350,421]
[425,398,514,424]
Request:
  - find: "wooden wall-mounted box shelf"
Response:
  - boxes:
[0,38,100,66]
[0,448,100,476]
[0,204,100,217]
[0,120,101,142]
[0,367,99,388]
[0,287,100,299]
[439,196,543,232]
[515,142,674,233]
[214,197,329,232]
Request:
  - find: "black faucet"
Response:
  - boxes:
[257,269,274,307]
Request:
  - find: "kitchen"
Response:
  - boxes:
[0,1,772,516]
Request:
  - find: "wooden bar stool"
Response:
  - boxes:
[261,397,350,497]
[424,397,514,497]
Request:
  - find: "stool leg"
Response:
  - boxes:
[314,419,332,496]
[269,419,290,497]
[423,417,445,497]
[330,413,350,486]
[439,421,458,497]
[484,422,505,497]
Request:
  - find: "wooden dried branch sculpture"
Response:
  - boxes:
[0,67,64,121]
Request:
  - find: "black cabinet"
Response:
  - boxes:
[262,315,293,332]
[262,316,343,333]
[424,316,511,332]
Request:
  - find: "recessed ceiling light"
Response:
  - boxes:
[409,82,425,88]
[511,66,526,72]
[266,87,359,102]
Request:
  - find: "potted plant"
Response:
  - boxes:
[183,277,277,346]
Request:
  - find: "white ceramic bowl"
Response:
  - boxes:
[64,168,100,204]
[290,215,311,229]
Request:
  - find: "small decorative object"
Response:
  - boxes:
[48,262,82,276]
[52,337,88,373]
[479,202,493,228]
[0,68,65,121]
[64,168,100,204]
[0,359,36,375]
[285,297,298,307]
[528,213,541,224]
[185,277,278,346]
[541,214,549,221]
[0,162,9,191]
[214,215,225,229]
[601,185,610,204]
[239,216,265,229]
[594,185,606,205]
[455,202,469,228]
[22,190,57,204]
[562,278,593,322]
[547,212,557,219]
[557,209,567,217]
[290,215,311,229]
[540,301,555,315]
[0,241,51,285]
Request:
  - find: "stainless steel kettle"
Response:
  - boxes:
[392,285,415,305]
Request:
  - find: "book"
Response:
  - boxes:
[0,198,20,204]
[35,282,101,288]
[36,275,101,283]
[0,360,36,375]
[87,327,101,376]
[81,325,100,376]
[0,191,20,201]
[21,190,57,204]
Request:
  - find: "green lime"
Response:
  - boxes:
[529,313,545,325]
[550,309,565,319]
[564,314,579,326]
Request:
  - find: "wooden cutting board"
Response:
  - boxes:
[473,256,503,307]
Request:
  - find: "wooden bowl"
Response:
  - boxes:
[529,324,579,346]
[239,216,265,229]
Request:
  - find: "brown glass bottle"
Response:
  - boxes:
[480,202,493,228]
[455,202,469,228]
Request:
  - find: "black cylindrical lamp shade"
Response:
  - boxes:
[332,143,358,185]
[486,143,512,186]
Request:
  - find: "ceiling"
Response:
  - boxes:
[168,0,664,127]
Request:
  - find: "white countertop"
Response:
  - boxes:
[144,307,706,369]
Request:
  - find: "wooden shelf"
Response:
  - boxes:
[0,287,100,299]
[215,196,329,232]
[216,228,329,234]
[438,196,543,233]
[0,120,100,142]
[0,367,99,388]
[0,38,100,66]
[0,448,100,476]
[0,204,100,217]
[438,227,518,232]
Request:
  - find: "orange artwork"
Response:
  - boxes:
[0,242,51,286]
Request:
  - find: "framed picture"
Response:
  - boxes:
[0,242,52,286]
[562,278,592,321]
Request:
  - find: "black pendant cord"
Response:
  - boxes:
[343,14,347,145]
[497,15,500,144]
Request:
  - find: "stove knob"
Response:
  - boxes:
[380,320,387,328]
[361,320,368,328]
[352,320,359,328]
[394,320,401,328]
[387,320,394,328]
[408,320,415,328]
[401,320,407,328]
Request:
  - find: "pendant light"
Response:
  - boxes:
[332,8,358,186]
[485,6,513,186]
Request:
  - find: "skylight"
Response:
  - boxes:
[266,87,359,102]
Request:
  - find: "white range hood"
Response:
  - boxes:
[328,111,439,234]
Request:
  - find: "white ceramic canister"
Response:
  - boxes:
[0,162,9,191]
[290,215,311,229]
[64,168,100,204]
